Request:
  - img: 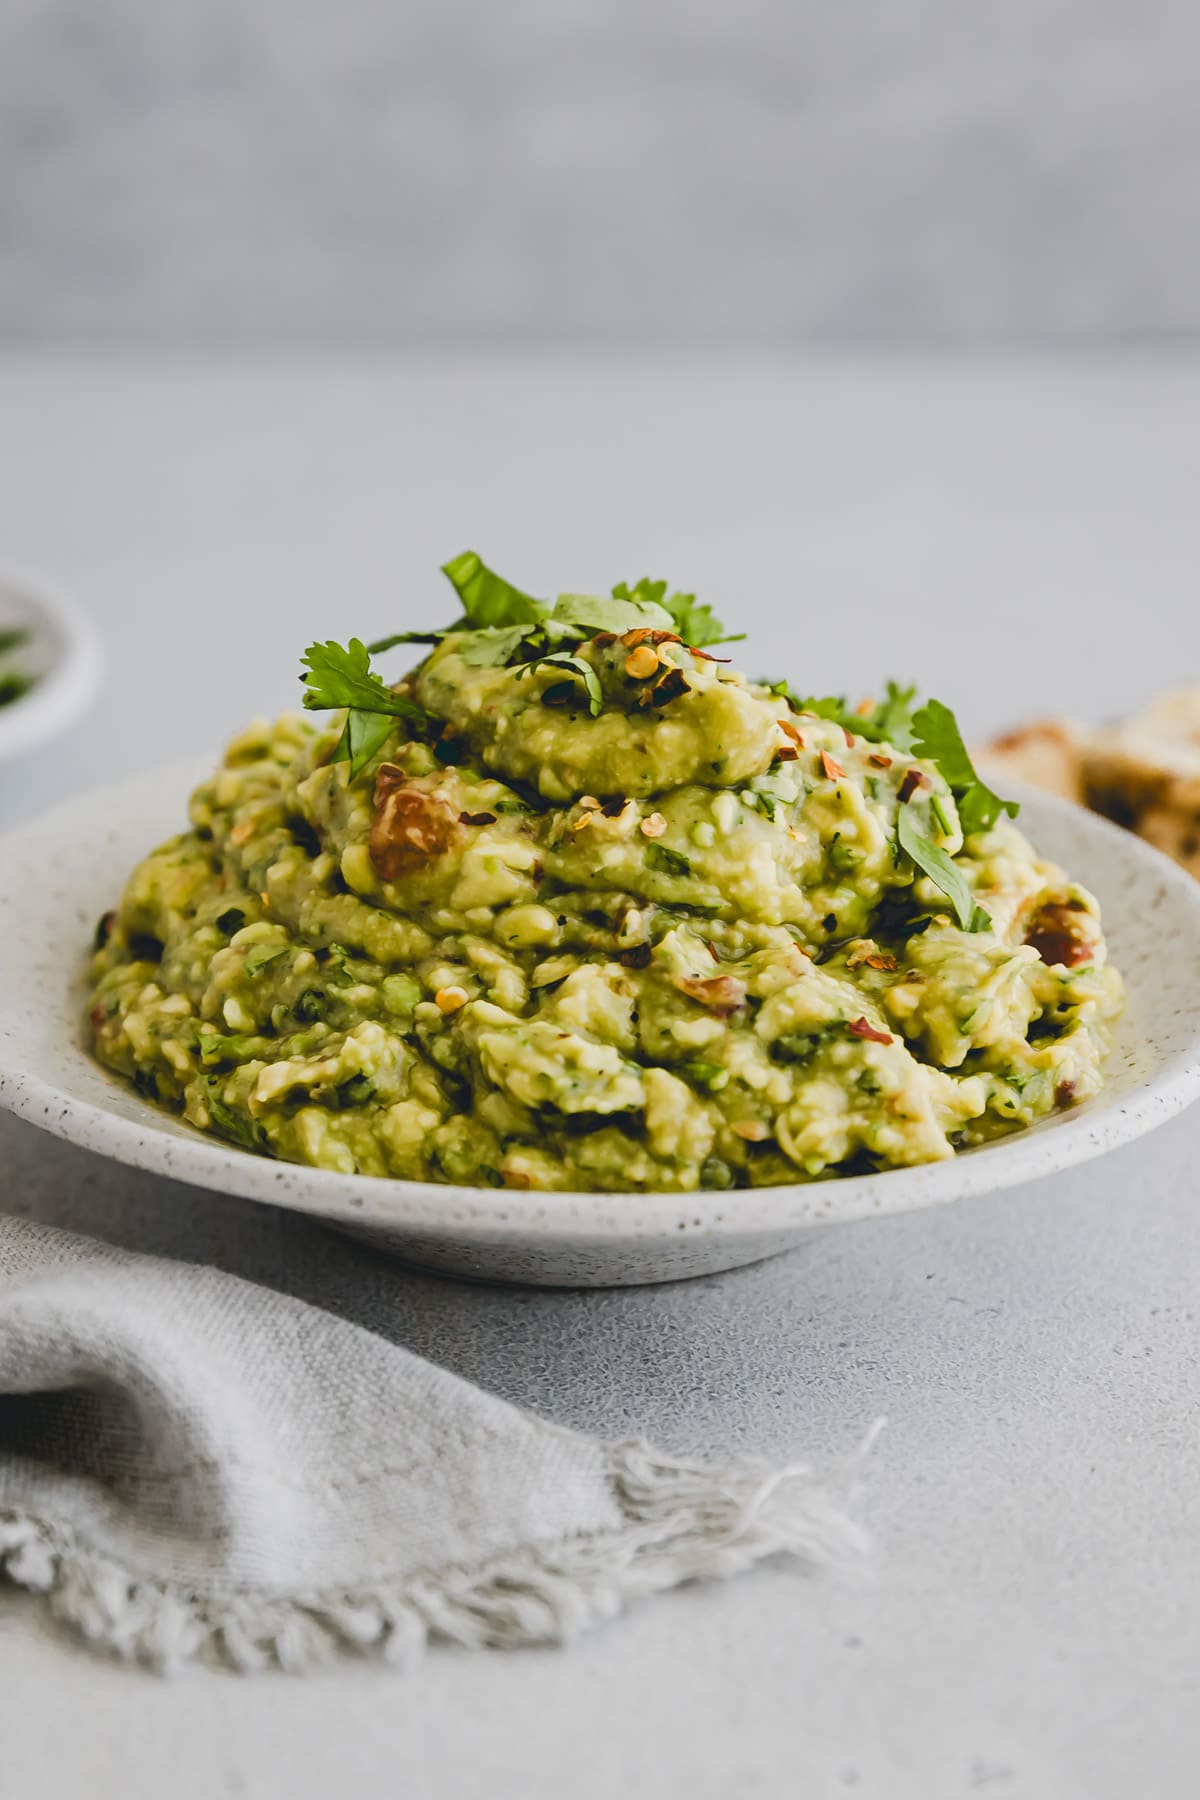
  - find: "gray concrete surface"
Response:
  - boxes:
[3,2,1200,343]
[1,355,1198,1797]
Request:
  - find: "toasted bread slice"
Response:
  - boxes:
[1136,796,1200,880]
[976,718,1088,805]
[1083,686,1200,840]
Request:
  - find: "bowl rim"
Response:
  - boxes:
[0,575,103,762]
[2,764,1200,1246]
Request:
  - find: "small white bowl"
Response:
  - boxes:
[0,577,103,765]
[2,766,1200,1286]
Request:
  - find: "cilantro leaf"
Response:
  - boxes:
[441,551,546,628]
[301,638,423,718]
[456,624,533,667]
[896,805,991,933]
[910,699,1019,836]
[300,638,429,779]
[332,708,396,775]
[612,579,743,647]
[552,592,675,636]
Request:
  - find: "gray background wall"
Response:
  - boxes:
[2,0,1198,345]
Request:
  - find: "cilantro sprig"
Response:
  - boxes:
[785,681,917,750]
[367,553,741,670]
[771,676,1013,933]
[909,699,1019,836]
[300,638,430,779]
[298,554,740,780]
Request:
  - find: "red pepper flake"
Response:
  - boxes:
[842,727,856,749]
[776,744,800,762]
[676,974,747,1017]
[847,1017,894,1046]
[651,667,693,707]
[868,752,893,769]
[777,719,807,749]
[459,810,497,827]
[689,647,731,662]
[897,768,929,804]
[1055,1079,1079,1107]
[863,952,897,972]
[820,751,846,782]
[621,627,682,648]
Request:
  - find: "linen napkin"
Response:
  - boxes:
[0,1214,865,1674]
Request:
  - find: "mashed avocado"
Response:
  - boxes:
[87,558,1124,1193]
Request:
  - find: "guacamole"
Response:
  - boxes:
[87,558,1124,1193]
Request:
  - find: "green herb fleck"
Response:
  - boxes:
[332,1072,375,1108]
[645,842,693,879]
[679,1058,730,1093]
[204,1082,270,1154]
[244,943,288,976]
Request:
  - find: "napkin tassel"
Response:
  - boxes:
[0,1432,874,1674]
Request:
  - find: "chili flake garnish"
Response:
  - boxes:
[676,974,747,1016]
[847,1017,894,1046]
[621,627,681,648]
[868,751,893,769]
[898,768,929,804]
[651,667,692,707]
[618,943,653,969]
[820,751,846,781]
[459,810,497,827]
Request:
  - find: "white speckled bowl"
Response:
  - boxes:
[2,764,1200,1286]
[0,577,102,765]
